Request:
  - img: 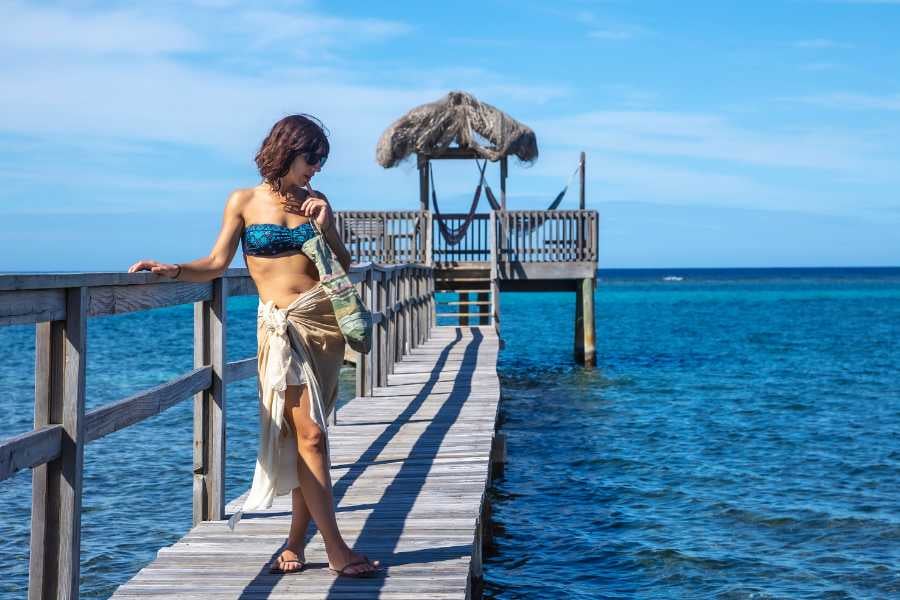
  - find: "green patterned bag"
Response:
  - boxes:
[302,223,373,354]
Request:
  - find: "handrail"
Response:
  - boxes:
[335,209,598,265]
[0,262,435,600]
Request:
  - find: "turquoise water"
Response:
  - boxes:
[1,268,899,598]
[484,268,900,599]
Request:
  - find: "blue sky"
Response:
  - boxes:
[2,0,899,270]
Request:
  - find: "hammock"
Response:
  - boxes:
[430,160,487,246]
[483,158,582,234]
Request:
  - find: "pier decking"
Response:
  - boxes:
[111,325,500,599]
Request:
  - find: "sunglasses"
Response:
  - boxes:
[299,149,328,168]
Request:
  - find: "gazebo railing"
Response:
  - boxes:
[337,209,598,265]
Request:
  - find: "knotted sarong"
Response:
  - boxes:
[228,282,345,529]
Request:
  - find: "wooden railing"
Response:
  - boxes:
[432,213,491,263]
[337,209,598,265]
[495,210,598,263]
[335,211,428,265]
[0,264,434,600]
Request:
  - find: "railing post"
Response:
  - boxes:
[29,287,87,600]
[489,212,501,338]
[355,268,372,397]
[425,211,434,267]
[193,277,227,525]
[387,270,396,374]
[376,269,387,388]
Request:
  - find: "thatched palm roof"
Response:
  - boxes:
[376,91,538,168]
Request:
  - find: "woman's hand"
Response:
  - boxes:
[296,188,334,231]
[128,259,180,278]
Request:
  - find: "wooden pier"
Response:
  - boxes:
[1,202,597,599]
[112,325,500,599]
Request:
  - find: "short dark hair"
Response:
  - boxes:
[255,114,330,190]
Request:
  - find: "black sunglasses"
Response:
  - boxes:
[299,149,327,168]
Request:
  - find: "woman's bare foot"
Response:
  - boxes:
[327,547,380,576]
[270,546,306,574]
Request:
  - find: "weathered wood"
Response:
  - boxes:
[225,276,257,298]
[29,287,87,600]
[581,277,596,367]
[0,425,62,482]
[111,325,500,600]
[579,151,586,210]
[224,357,257,384]
[193,278,227,525]
[89,282,212,317]
[85,367,212,443]
[0,289,65,326]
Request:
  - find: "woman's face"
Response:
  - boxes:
[287,152,323,187]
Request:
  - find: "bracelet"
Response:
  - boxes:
[173,264,183,280]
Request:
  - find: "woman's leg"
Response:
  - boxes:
[283,384,379,575]
[272,485,311,572]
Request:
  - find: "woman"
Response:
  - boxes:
[128,114,380,578]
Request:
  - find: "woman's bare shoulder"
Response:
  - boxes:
[224,186,261,216]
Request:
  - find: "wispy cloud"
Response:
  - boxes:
[787,92,900,111]
[0,1,201,56]
[575,9,650,41]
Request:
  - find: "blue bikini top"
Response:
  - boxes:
[242,222,316,257]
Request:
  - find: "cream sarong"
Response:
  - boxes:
[228,282,345,529]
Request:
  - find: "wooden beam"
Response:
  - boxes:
[224,357,256,384]
[579,151,586,209]
[0,289,65,326]
[0,425,62,482]
[29,287,87,600]
[84,367,212,443]
[192,278,227,526]
[418,154,429,211]
[500,156,508,210]
[89,282,212,317]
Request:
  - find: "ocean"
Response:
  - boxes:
[1,267,898,599]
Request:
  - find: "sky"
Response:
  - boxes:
[2,0,899,270]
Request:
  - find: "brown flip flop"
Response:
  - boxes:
[269,552,306,575]
[328,556,380,578]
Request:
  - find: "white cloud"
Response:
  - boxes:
[787,92,900,111]
[0,1,201,56]
[530,111,887,172]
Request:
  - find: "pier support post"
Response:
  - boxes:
[477,291,489,325]
[574,278,596,367]
[193,278,227,525]
[29,287,87,600]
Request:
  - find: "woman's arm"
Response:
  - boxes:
[128,189,249,281]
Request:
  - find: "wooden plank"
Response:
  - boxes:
[0,289,65,326]
[84,367,212,443]
[192,278,227,525]
[111,325,499,600]
[29,287,87,600]
[224,357,256,384]
[89,282,212,317]
[0,425,63,482]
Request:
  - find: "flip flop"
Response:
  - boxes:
[328,556,381,578]
[269,552,307,575]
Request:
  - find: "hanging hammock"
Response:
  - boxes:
[482,157,583,234]
[430,160,488,246]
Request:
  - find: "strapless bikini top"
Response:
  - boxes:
[242,222,316,256]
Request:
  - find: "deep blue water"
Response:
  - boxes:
[1,267,899,598]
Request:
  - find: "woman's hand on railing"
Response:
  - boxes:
[127,259,180,278]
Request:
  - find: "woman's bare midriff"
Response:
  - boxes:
[246,253,320,309]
